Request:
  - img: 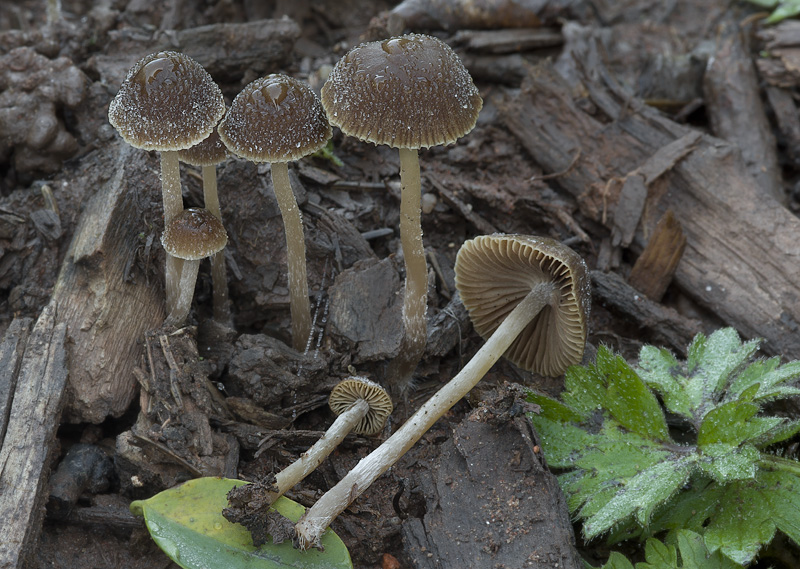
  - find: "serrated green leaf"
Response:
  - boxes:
[563,352,609,416]
[729,358,800,401]
[130,477,353,569]
[754,418,800,447]
[584,456,696,539]
[638,536,677,568]
[765,0,800,23]
[602,352,669,441]
[597,552,636,569]
[696,444,759,483]
[638,346,692,420]
[526,391,583,423]
[672,530,741,569]
[698,400,783,447]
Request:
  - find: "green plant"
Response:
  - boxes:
[746,0,800,23]
[597,530,741,569]
[130,477,352,569]
[527,328,800,566]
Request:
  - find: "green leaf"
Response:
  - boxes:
[130,477,353,569]
[597,552,635,569]
[696,444,759,483]
[765,0,800,23]
[698,400,783,447]
[601,351,669,441]
[671,530,741,569]
[583,455,696,539]
[526,391,582,423]
[638,346,691,420]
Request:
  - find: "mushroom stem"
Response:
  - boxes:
[387,147,428,389]
[161,150,185,318]
[268,398,370,505]
[270,161,312,351]
[202,163,230,323]
[294,281,556,549]
[164,259,200,327]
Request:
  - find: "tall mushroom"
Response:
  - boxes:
[108,51,225,317]
[177,130,230,323]
[259,377,392,506]
[294,234,590,549]
[321,33,483,390]
[161,208,228,326]
[218,74,331,351]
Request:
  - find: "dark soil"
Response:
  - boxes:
[3,0,800,568]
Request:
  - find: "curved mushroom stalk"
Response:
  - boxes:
[165,259,200,327]
[293,234,590,550]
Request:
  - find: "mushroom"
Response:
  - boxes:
[177,130,230,323]
[294,234,590,549]
[161,208,228,326]
[321,33,483,390]
[218,74,331,351]
[263,377,392,506]
[108,51,226,317]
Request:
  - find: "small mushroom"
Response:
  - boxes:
[218,74,331,350]
[178,130,230,323]
[294,234,589,550]
[263,377,392,506]
[321,34,483,389]
[108,51,226,317]
[161,208,228,326]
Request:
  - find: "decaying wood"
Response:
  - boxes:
[0,317,32,442]
[388,0,580,30]
[52,144,165,424]
[756,20,800,88]
[591,271,703,355]
[451,27,562,54]
[628,210,687,302]
[0,301,68,569]
[501,58,800,358]
[703,20,783,203]
[765,85,800,168]
[401,385,582,569]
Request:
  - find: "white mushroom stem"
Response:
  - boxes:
[161,150,185,318]
[268,398,370,504]
[271,161,312,351]
[164,259,200,327]
[202,164,230,323]
[387,147,428,388]
[294,281,557,549]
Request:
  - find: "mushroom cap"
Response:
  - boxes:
[177,129,228,166]
[217,74,332,163]
[161,207,228,261]
[329,376,393,436]
[108,51,225,152]
[454,234,590,377]
[321,33,483,149]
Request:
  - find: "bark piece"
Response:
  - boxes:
[0,301,68,569]
[591,271,703,356]
[53,144,165,424]
[401,385,582,569]
[501,59,800,358]
[756,20,800,88]
[0,317,33,442]
[765,85,800,168]
[704,20,783,203]
[451,27,562,54]
[628,210,687,302]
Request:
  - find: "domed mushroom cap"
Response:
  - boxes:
[329,377,393,436]
[177,129,228,166]
[161,207,228,261]
[108,51,225,152]
[218,74,332,163]
[321,33,483,149]
[455,234,590,377]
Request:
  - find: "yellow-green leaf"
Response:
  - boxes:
[130,477,353,569]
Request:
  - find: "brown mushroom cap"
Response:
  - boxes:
[321,33,483,149]
[161,207,228,261]
[455,234,590,377]
[177,129,228,166]
[329,377,393,436]
[108,51,225,152]
[218,74,332,163]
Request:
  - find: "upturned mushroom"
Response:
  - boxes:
[321,33,483,390]
[177,129,230,323]
[261,377,392,506]
[294,234,590,549]
[218,74,331,351]
[108,51,225,317]
[161,208,228,326]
